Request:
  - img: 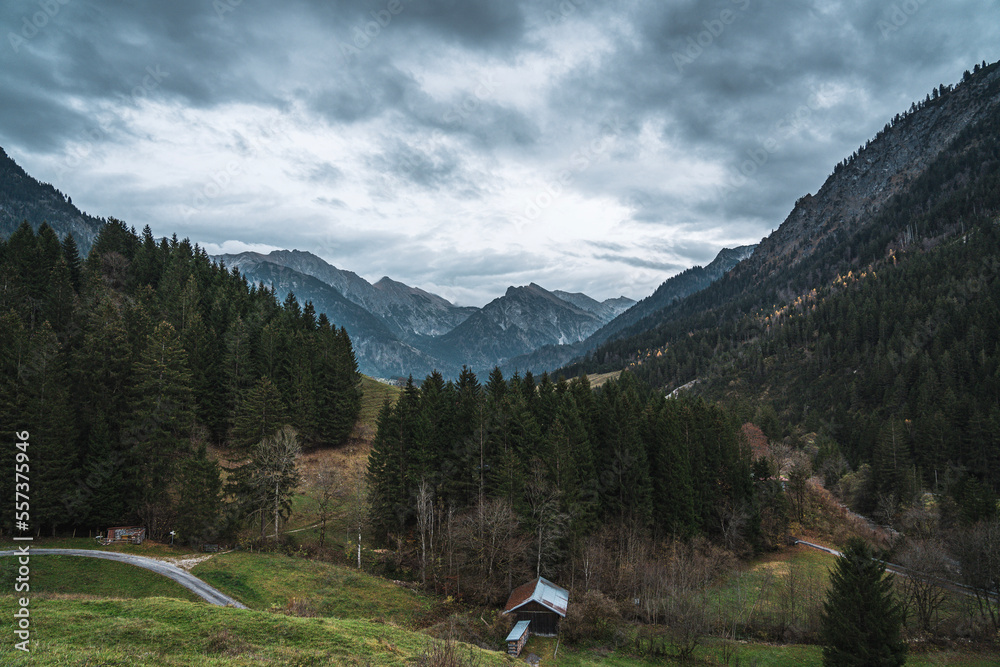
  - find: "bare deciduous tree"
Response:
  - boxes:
[954,520,1000,635]
[897,539,950,634]
[313,462,345,549]
[524,463,568,578]
[456,497,525,604]
[416,478,434,586]
[240,425,301,542]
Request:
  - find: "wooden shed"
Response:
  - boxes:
[505,620,531,657]
[105,526,146,544]
[503,577,569,637]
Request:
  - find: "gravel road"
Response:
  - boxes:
[0,548,246,608]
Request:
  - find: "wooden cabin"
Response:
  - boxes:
[503,577,569,637]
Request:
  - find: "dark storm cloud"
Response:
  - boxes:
[543,0,999,236]
[367,140,466,190]
[593,253,687,273]
[2,0,998,304]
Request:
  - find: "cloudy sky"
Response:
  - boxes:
[2,1,997,305]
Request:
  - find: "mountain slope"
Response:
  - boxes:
[231,259,440,378]
[589,244,756,346]
[432,282,605,370]
[217,249,475,340]
[0,146,105,255]
[564,59,1000,379]
[502,244,754,374]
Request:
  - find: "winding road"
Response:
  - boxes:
[0,548,247,608]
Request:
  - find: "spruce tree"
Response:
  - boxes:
[126,320,195,539]
[229,376,289,451]
[176,444,223,545]
[820,538,906,667]
[60,232,82,293]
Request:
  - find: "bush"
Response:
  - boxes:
[415,638,483,667]
[425,610,512,651]
[562,590,625,645]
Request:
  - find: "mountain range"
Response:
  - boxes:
[213,246,764,378]
[216,249,644,377]
[0,140,761,378]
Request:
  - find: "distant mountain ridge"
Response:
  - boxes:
[428,282,610,370]
[219,248,637,377]
[501,245,756,374]
[217,249,476,341]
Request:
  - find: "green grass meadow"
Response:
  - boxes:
[191,551,442,627]
[0,597,512,666]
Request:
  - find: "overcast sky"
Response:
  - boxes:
[2,1,997,306]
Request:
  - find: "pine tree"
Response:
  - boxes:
[820,538,906,667]
[22,322,78,534]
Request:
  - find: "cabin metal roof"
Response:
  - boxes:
[503,577,569,617]
[505,620,531,642]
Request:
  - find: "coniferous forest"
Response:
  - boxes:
[562,68,1000,525]
[0,219,361,543]
[365,368,782,604]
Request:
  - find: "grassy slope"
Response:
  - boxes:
[192,551,442,628]
[0,554,200,602]
[0,597,512,666]
[585,370,623,388]
[285,375,400,538]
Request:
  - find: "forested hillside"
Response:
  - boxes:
[366,369,775,603]
[0,220,361,541]
[561,61,1000,520]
